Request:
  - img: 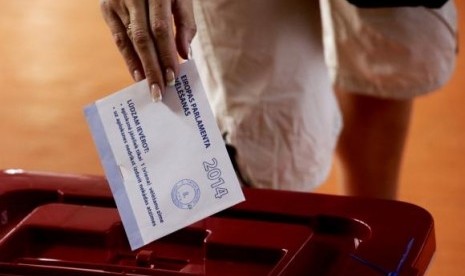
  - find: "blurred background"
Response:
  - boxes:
[0,1,463,274]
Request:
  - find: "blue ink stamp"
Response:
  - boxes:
[171,179,201,209]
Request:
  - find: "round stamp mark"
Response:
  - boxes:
[171,179,201,209]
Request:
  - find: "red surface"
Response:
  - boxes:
[0,170,435,275]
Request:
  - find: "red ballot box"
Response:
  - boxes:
[0,170,435,276]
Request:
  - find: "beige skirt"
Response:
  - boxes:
[192,0,342,192]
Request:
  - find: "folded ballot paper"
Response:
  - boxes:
[84,60,244,250]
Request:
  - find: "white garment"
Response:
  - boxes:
[191,0,457,192]
[192,0,342,192]
[320,0,458,98]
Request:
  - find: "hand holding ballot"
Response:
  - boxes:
[84,60,244,250]
[99,0,196,99]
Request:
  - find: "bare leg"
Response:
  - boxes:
[335,89,413,200]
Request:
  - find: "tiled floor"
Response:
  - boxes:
[0,1,463,275]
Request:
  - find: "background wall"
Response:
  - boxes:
[0,1,463,274]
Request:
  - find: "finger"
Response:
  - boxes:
[127,0,164,100]
[172,0,196,60]
[100,0,144,81]
[148,0,178,87]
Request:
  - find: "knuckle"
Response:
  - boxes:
[99,0,112,12]
[132,29,151,47]
[151,19,170,39]
[113,31,129,49]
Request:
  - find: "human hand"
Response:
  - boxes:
[100,0,196,101]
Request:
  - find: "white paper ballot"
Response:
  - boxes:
[84,60,245,250]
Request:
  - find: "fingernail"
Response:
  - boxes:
[188,46,193,60]
[133,70,143,82]
[166,68,175,87]
[150,84,162,102]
